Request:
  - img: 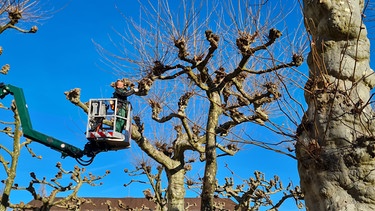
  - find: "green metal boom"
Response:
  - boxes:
[0,83,95,163]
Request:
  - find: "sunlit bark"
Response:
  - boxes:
[297,0,375,210]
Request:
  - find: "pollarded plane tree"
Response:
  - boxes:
[0,1,39,209]
[5,162,109,211]
[214,169,303,210]
[66,0,305,210]
[0,86,27,211]
[123,160,167,210]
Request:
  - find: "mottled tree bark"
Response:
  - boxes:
[131,127,188,211]
[166,167,186,211]
[201,92,222,211]
[297,0,375,210]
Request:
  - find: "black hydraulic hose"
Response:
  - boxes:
[76,157,95,166]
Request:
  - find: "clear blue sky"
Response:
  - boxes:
[1,0,374,210]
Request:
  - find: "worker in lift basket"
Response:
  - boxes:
[110,79,138,133]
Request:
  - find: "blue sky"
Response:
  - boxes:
[1,0,373,210]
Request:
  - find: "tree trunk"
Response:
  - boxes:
[201,92,222,211]
[1,109,22,211]
[297,0,375,210]
[166,167,186,211]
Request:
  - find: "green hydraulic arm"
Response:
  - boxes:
[0,83,94,164]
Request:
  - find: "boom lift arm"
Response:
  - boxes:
[0,83,131,165]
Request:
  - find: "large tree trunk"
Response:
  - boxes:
[296,0,375,210]
[201,92,221,211]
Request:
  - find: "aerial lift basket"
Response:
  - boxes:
[86,98,132,150]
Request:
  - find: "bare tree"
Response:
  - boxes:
[0,2,38,207]
[0,97,27,210]
[66,0,306,210]
[7,162,108,210]
[0,0,40,34]
[215,170,303,210]
[66,87,198,211]
[296,0,375,210]
[124,160,167,210]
